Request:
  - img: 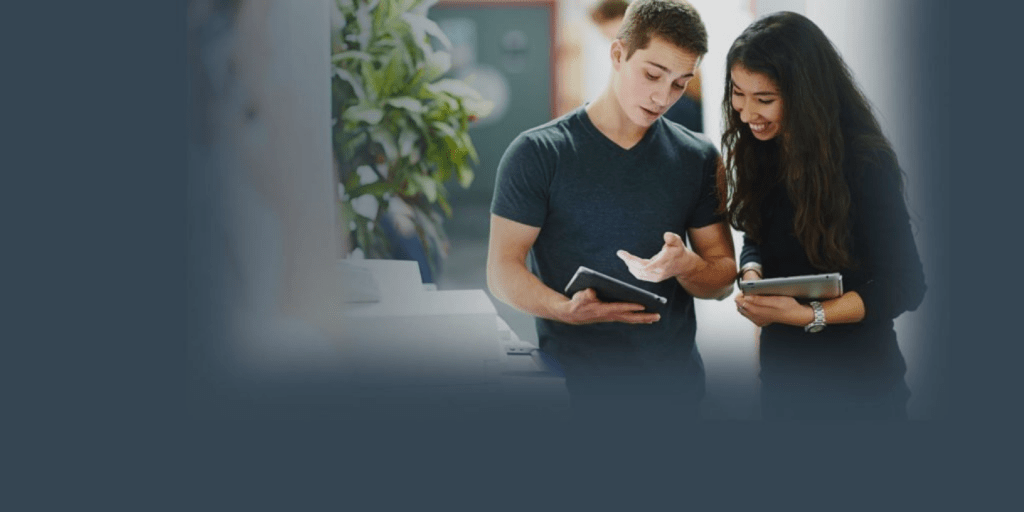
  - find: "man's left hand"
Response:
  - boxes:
[617,232,701,283]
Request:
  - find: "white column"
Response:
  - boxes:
[196,0,351,373]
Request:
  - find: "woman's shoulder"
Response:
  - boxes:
[843,142,911,220]
[845,142,902,189]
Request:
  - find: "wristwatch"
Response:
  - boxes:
[739,261,763,277]
[738,262,763,282]
[804,301,826,333]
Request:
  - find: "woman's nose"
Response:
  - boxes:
[737,105,748,122]
[738,102,755,123]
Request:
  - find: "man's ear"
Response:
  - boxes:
[610,39,625,70]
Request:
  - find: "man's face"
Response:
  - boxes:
[610,36,700,129]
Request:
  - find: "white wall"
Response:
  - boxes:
[689,0,754,149]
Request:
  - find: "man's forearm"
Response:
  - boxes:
[487,262,569,322]
[676,255,737,299]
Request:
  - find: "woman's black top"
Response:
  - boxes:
[740,150,926,397]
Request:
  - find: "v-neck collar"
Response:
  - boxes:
[577,106,661,156]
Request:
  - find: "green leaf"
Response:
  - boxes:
[463,96,494,118]
[342,130,369,157]
[381,50,404,95]
[410,173,438,202]
[372,37,400,51]
[360,61,381,102]
[354,0,380,50]
[334,69,366,102]
[410,0,439,16]
[426,79,483,101]
[407,110,427,132]
[407,67,427,89]
[398,127,419,158]
[436,191,452,218]
[332,50,373,64]
[402,12,452,51]
[344,168,361,190]
[460,131,479,163]
[403,177,420,197]
[432,160,451,183]
[343,105,384,125]
[369,127,398,162]
[396,0,418,15]
[423,50,452,81]
[385,97,425,114]
[432,121,457,139]
[373,0,390,29]
[339,197,356,224]
[457,163,474,188]
[442,132,468,162]
[348,181,394,198]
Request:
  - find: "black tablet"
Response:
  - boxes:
[738,272,843,300]
[563,266,668,313]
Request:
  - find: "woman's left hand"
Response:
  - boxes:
[734,293,812,327]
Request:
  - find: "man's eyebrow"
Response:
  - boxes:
[644,60,694,79]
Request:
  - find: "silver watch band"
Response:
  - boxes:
[804,301,826,332]
[739,262,763,279]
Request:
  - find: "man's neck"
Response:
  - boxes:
[585,89,650,150]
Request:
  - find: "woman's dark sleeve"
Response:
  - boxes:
[740,234,761,267]
[849,156,927,323]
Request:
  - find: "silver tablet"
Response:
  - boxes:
[738,272,843,300]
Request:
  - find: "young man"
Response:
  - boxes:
[487,0,735,420]
[589,0,704,132]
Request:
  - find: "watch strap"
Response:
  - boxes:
[805,301,826,332]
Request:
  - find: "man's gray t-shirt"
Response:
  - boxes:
[491,107,722,377]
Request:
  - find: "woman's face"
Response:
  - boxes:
[730,64,783,141]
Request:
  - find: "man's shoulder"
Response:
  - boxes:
[659,118,718,157]
[498,110,585,176]
[514,108,584,147]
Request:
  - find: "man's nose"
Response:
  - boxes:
[651,86,670,107]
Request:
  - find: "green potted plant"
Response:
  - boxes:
[331,0,491,281]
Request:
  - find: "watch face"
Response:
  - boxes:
[808,324,824,333]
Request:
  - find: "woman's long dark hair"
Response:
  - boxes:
[719,11,899,270]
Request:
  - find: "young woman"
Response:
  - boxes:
[721,12,926,419]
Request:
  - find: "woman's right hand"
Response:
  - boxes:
[739,269,762,283]
[736,270,762,324]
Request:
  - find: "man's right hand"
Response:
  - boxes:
[560,288,662,325]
